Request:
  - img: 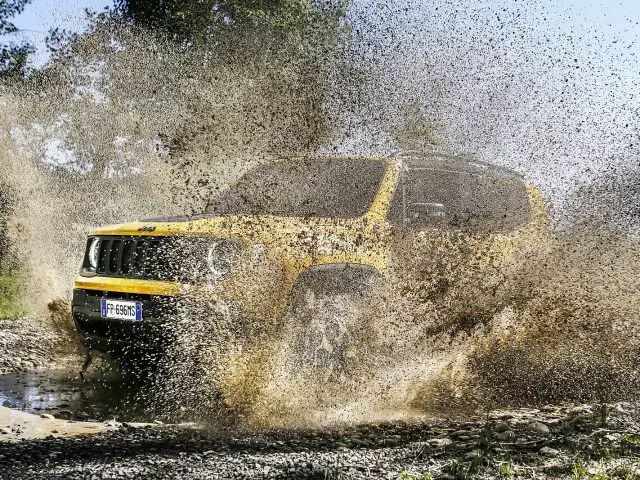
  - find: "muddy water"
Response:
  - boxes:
[0,368,169,423]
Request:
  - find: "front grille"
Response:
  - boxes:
[84,236,205,282]
[89,236,162,278]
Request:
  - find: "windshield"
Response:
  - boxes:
[208,158,388,218]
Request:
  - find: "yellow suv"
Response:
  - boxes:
[72,153,548,367]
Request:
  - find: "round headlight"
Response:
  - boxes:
[87,238,100,271]
[206,240,240,279]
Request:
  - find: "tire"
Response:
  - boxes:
[288,280,380,382]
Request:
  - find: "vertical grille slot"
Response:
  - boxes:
[108,239,122,274]
[121,240,134,274]
[97,239,110,274]
[132,240,147,275]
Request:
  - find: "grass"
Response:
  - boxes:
[398,470,433,480]
[0,270,24,319]
[572,459,589,480]
[498,459,516,477]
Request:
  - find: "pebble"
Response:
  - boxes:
[527,422,550,434]
[494,422,510,433]
[494,430,515,441]
[429,438,453,448]
[539,447,560,456]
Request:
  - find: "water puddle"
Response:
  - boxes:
[0,368,165,423]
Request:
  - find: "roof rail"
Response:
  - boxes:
[397,150,523,178]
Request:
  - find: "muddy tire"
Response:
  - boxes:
[287,277,382,382]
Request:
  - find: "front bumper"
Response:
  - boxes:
[72,288,181,353]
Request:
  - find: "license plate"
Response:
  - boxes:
[100,299,142,321]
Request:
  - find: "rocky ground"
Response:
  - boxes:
[0,402,638,479]
[0,318,56,373]
[0,317,639,479]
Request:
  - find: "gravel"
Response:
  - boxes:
[0,403,638,479]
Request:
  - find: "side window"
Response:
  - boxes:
[387,168,531,233]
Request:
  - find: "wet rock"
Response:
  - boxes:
[494,422,511,433]
[570,413,592,424]
[539,447,560,456]
[429,438,453,448]
[463,450,482,461]
[494,430,515,441]
[527,421,550,434]
[569,405,592,415]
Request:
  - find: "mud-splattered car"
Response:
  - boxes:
[72,153,548,373]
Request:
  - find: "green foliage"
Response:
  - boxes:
[392,100,440,150]
[398,470,433,480]
[0,0,34,80]
[446,453,489,480]
[0,270,23,319]
[498,460,515,477]
[113,0,348,48]
[0,1,31,36]
[572,459,589,480]
[589,472,610,480]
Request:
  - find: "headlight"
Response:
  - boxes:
[206,240,241,279]
[87,238,100,271]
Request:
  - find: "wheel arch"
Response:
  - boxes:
[290,263,385,300]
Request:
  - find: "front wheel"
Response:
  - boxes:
[287,283,381,383]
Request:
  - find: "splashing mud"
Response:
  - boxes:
[146,224,639,428]
[0,1,638,429]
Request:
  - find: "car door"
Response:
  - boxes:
[386,164,534,327]
[386,166,473,303]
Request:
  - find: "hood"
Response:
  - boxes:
[91,213,374,246]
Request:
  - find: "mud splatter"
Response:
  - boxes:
[0,1,638,428]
